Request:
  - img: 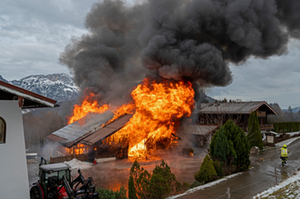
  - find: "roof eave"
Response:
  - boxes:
[0,81,57,108]
[252,101,278,115]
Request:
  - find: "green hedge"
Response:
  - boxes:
[96,186,127,199]
[271,122,300,133]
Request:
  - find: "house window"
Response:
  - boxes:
[0,117,6,144]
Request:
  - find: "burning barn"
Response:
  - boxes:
[47,112,133,161]
[47,79,196,162]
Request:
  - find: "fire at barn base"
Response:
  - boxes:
[46,113,195,163]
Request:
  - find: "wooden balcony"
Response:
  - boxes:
[257,111,266,117]
[259,124,274,130]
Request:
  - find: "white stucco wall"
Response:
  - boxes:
[0,100,30,199]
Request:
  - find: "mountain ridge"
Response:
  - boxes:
[282,106,300,113]
[0,73,79,102]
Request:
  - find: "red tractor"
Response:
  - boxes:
[30,163,98,199]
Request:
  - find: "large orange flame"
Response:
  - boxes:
[68,78,195,160]
[107,78,195,159]
[68,93,109,124]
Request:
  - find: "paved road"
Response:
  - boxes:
[176,139,300,199]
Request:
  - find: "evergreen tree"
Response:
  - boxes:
[247,111,264,150]
[128,174,137,199]
[148,160,178,199]
[194,155,217,183]
[210,127,233,163]
[130,160,151,198]
[212,127,228,163]
[129,160,186,199]
[210,126,236,174]
[223,120,251,172]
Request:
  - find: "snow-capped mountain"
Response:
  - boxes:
[0,75,8,83]
[282,106,300,113]
[9,73,79,102]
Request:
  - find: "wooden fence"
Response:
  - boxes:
[50,154,88,164]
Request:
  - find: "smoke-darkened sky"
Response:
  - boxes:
[1,0,300,109]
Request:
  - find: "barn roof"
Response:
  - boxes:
[198,101,278,115]
[0,80,57,108]
[80,114,133,146]
[47,112,132,147]
[47,111,114,147]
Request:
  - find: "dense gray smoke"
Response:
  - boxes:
[276,0,300,38]
[59,0,300,104]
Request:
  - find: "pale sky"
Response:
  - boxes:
[1,0,300,109]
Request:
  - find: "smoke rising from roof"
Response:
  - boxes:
[59,0,300,103]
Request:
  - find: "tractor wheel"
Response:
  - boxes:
[30,186,41,199]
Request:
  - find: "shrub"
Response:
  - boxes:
[182,182,191,191]
[194,155,217,183]
[213,160,223,177]
[97,186,127,199]
[190,181,202,188]
[130,160,186,199]
[273,122,300,133]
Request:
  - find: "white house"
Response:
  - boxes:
[0,80,57,199]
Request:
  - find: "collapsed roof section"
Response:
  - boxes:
[47,112,133,148]
[199,101,278,115]
[0,80,57,108]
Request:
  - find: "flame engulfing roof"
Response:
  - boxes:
[0,80,57,108]
[47,111,114,147]
[80,114,133,145]
[199,101,278,115]
[47,112,133,147]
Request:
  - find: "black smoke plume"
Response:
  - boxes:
[59,0,300,104]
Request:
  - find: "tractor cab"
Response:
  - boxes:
[30,162,99,199]
[36,163,71,199]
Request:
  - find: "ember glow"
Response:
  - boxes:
[63,143,89,155]
[68,93,109,124]
[108,78,195,159]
